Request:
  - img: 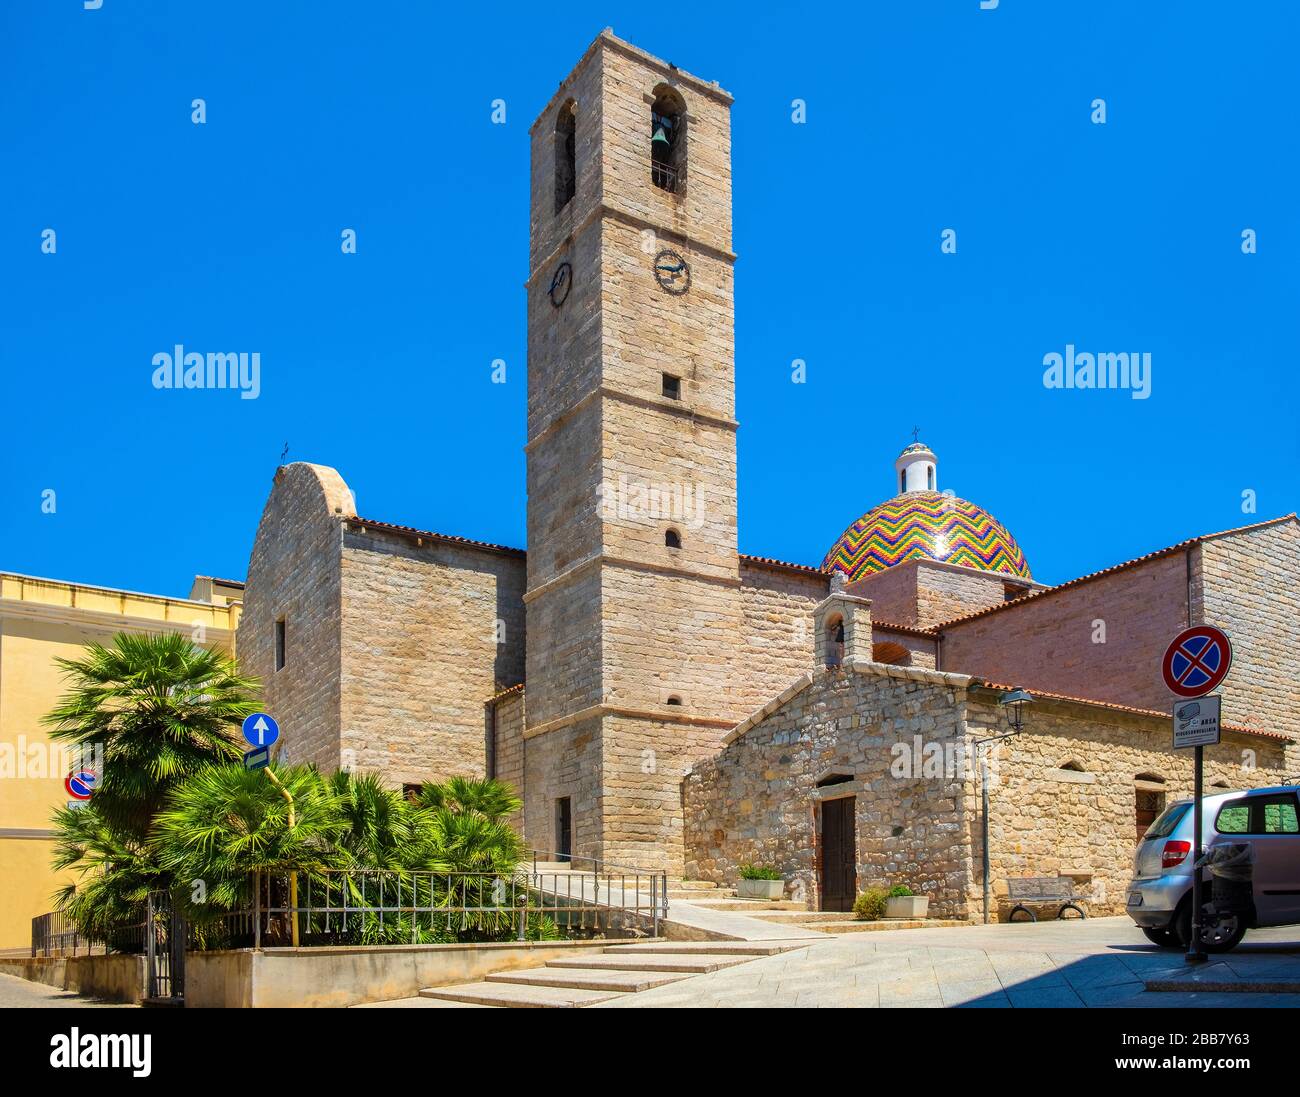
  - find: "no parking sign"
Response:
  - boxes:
[1161,625,1232,699]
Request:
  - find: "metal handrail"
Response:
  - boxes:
[192,865,668,947]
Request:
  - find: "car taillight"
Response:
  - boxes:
[1162,840,1192,869]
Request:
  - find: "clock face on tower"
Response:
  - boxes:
[548,261,572,307]
[653,249,691,296]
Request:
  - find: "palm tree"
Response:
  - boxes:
[49,801,164,949]
[418,775,522,823]
[43,631,258,842]
[152,763,344,911]
[316,769,432,871]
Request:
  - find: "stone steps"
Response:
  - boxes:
[607,941,808,957]
[749,909,852,923]
[486,966,689,993]
[419,939,800,1007]
[420,981,623,1008]
[799,918,968,934]
[684,898,808,912]
[546,952,752,974]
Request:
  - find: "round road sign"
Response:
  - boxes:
[1161,625,1232,699]
[65,770,97,800]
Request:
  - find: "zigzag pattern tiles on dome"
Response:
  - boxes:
[823,491,1031,581]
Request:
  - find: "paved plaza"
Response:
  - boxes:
[593,918,1300,1008]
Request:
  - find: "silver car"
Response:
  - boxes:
[1127,785,1300,952]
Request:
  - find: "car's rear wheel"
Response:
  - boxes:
[1174,903,1248,953]
[1140,926,1180,948]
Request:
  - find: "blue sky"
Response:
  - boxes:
[2,0,1296,597]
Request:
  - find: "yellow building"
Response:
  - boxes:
[0,572,241,949]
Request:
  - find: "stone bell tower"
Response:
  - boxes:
[523,31,740,868]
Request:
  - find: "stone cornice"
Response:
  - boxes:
[524,551,739,605]
[528,28,733,137]
[527,201,736,290]
[525,384,737,454]
[0,597,237,638]
[524,702,734,741]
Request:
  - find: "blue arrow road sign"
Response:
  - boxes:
[243,745,271,771]
[242,712,280,747]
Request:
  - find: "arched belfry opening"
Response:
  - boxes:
[554,99,576,213]
[650,85,685,193]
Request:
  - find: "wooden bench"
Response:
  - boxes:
[1005,877,1087,922]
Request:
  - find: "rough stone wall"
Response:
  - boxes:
[490,690,526,835]
[846,563,920,627]
[848,560,1018,630]
[524,567,602,729]
[1198,521,1300,747]
[963,694,1290,918]
[522,716,603,860]
[684,665,1291,922]
[338,526,526,787]
[684,666,977,917]
[734,562,826,714]
[940,552,1191,709]
[915,562,1017,629]
[238,463,350,770]
[600,713,726,870]
[602,566,741,717]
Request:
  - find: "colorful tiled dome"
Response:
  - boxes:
[823,491,1031,581]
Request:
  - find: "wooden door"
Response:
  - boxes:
[820,797,857,912]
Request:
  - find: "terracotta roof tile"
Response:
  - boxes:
[738,553,827,575]
[973,679,1292,743]
[348,517,526,558]
[871,620,939,639]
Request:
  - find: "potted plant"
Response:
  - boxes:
[884,884,929,919]
[737,864,784,900]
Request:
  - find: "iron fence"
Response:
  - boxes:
[34,862,670,959]
[183,864,667,948]
[31,910,98,958]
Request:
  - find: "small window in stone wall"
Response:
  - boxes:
[665,695,683,706]
[1058,760,1086,772]
[274,617,286,671]
[665,528,682,549]
[662,372,681,400]
[816,772,854,788]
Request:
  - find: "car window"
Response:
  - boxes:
[1215,801,1252,834]
[1144,802,1191,840]
[1260,795,1300,834]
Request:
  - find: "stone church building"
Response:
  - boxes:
[238,31,1299,921]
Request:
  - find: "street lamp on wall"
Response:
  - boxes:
[999,688,1033,733]
[976,688,1034,924]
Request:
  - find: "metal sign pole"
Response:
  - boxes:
[1186,743,1207,964]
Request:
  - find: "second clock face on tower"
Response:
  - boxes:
[653,249,691,296]
[548,261,572,307]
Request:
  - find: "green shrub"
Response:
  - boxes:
[739,864,782,881]
[887,884,913,898]
[853,888,888,921]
